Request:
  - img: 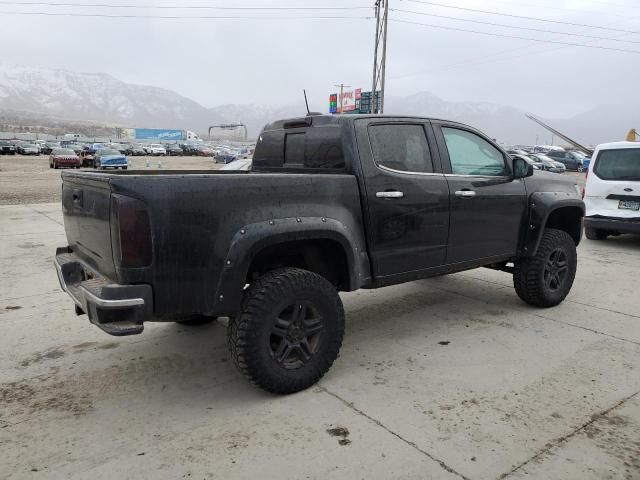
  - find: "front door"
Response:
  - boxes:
[433,123,527,265]
[355,119,450,282]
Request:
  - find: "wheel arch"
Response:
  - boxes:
[213,217,369,316]
[522,193,585,257]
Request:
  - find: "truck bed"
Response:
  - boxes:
[60,169,367,319]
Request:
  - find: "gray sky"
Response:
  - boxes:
[1,0,639,117]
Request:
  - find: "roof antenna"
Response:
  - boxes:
[303,90,322,116]
[304,89,311,116]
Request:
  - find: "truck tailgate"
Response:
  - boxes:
[61,172,116,279]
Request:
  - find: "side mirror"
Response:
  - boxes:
[513,157,534,179]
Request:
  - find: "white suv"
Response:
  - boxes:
[583,141,640,240]
[145,144,167,156]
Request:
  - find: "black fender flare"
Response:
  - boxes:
[212,217,369,315]
[521,192,585,257]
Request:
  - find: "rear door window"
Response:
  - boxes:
[368,124,434,173]
[594,149,640,180]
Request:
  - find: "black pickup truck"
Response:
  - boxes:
[55,115,584,393]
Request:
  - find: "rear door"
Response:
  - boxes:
[355,118,450,282]
[433,122,527,265]
[586,147,640,218]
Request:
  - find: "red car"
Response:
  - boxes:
[49,148,81,169]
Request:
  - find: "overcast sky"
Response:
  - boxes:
[1,0,638,117]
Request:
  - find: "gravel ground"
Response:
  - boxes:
[0,154,586,206]
[0,155,222,205]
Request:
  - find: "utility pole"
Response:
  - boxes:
[371,0,389,114]
[334,83,352,114]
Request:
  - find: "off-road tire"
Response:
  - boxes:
[514,228,577,308]
[176,315,216,326]
[228,268,345,394]
[585,227,608,240]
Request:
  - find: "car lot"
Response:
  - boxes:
[0,159,638,479]
[0,155,222,205]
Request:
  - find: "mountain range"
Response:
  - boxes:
[0,64,636,145]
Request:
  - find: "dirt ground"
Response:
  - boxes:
[0,154,586,206]
[0,155,222,205]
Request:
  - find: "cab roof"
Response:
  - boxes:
[262,114,470,132]
[596,141,640,151]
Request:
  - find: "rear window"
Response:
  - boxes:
[284,133,305,166]
[594,148,640,181]
[253,126,344,170]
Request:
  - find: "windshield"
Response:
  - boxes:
[101,149,120,155]
[594,148,640,180]
[55,149,75,155]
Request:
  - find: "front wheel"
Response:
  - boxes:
[513,229,577,308]
[228,268,345,394]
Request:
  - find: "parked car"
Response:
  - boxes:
[546,150,588,172]
[510,154,542,170]
[17,143,40,155]
[94,148,128,169]
[165,143,184,156]
[108,144,128,154]
[181,143,200,156]
[66,143,84,155]
[0,140,16,155]
[49,148,81,169]
[145,144,167,156]
[529,154,566,173]
[79,150,96,168]
[583,141,640,240]
[195,145,214,157]
[54,114,584,394]
[214,149,237,163]
[41,141,61,155]
[124,144,146,156]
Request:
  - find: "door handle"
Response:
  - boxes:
[454,190,476,198]
[376,191,404,199]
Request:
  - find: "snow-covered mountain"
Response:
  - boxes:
[0,64,636,144]
[0,64,211,128]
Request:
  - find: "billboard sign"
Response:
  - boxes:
[329,94,338,114]
[329,89,380,114]
[333,88,361,113]
[124,128,184,141]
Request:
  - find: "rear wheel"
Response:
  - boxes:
[228,268,345,394]
[585,227,608,240]
[514,229,577,308]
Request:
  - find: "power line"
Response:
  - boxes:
[485,0,640,19]
[391,18,640,54]
[0,1,372,10]
[403,0,640,35]
[0,10,372,19]
[392,8,640,45]
[392,16,635,80]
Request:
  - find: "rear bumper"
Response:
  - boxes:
[584,216,640,235]
[54,247,153,336]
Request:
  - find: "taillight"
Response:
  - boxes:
[581,171,588,199]
[111,194,152,268]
